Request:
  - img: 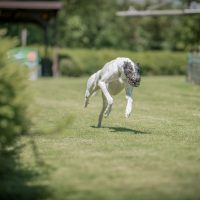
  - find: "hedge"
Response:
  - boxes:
[58,48,187,76]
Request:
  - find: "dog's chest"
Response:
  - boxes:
[108,78,124,95]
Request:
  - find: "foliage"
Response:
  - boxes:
[58,48,187,76]
[58,0,200,50]
[0,37,30,151]
[2,0,200,51]
[59,57,82,77]
[59,0,124,48]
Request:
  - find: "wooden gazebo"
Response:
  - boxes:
[0,0,62,76]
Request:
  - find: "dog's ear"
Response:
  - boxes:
[123,61,132,69]
[123,61,128,69]
[123,61,134,80]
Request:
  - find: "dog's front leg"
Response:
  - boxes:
[98,81,113,117]
[125,83,133,118]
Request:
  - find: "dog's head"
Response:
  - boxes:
[123,61,141,87]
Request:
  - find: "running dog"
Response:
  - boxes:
[84,57,141,127]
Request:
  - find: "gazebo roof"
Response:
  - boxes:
[0,1,62,27]
[0,1,62,10]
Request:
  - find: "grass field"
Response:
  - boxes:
[8,76,200,200]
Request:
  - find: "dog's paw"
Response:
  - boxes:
[104,111,109,118]
[84,98,89,108]
[125,112,131,118]
[104,105,112,118]
[125,106,132,118]
[104,113,109,118]
[84,102,89,108]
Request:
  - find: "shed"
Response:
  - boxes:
[0,0,62,76]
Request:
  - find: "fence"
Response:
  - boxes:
[187,53,200,84]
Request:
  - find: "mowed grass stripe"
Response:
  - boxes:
[19,76,200,200]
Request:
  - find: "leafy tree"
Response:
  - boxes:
[1,0,200,50]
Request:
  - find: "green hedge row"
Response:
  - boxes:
[58,49,187,76]
[0,37,29,151]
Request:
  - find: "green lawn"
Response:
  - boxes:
[13,76,200,199]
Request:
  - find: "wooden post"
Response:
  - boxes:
[52,16,59,77]
[44,25,49,58]
[21,28,27,46]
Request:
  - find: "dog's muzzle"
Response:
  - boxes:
[134,76,141,87]
[127,75,141,87]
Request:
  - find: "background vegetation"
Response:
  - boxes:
[0,36,46,200]
[2,0,199,76]
[58,49,187,76]
[58,0,200,51]
[3,0,200,51]
[0,37,29,152]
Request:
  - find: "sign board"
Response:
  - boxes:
[7,47,40,80]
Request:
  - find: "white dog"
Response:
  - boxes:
[84,57,141,127]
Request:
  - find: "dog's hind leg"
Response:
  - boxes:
[84,74,96,107]
[84,88,99,107]
[84,89,91,108]
[84,86,99,107]
[98,81,113,118]
[97,92,107,128]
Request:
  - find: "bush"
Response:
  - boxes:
[0,37,30,151]
[58,48,187,76]
[59,58,82,77]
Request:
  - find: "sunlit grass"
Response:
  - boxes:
[20,76,200,200]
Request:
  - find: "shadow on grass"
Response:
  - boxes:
[0,137,52,200]
[91,126,150,134]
